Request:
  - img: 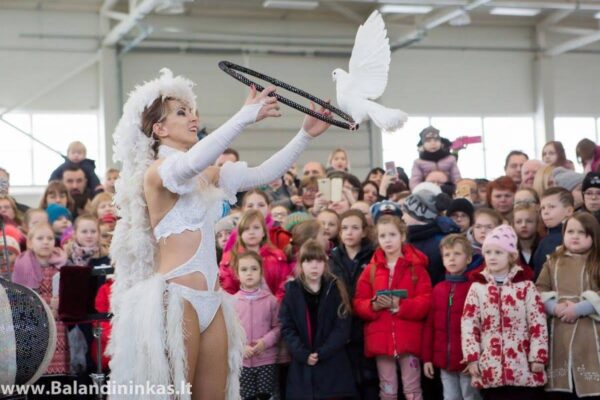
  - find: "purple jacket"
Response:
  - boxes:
[410,155,461,190]
[234,288,281,368]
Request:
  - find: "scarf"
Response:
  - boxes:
[12,248,67,290]
[68,241,99,266]
[419,148,451,162]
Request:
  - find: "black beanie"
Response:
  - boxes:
[582,172,600,192]
[446,198,475,223]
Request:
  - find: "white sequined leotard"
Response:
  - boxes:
[154,123,312,332]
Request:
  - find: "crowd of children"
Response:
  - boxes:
[2,132,600,400]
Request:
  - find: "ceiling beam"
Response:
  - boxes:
[538,9,574,28]
[322,1,364,24]
[545,29,600,56]
[391,0,493,51]
[102,0,160,47]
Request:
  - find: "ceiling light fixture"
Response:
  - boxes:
[379,5,433,14]
[263,0,319,10]
[490,7,541,17]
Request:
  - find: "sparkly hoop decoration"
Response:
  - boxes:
[219,60,358,131]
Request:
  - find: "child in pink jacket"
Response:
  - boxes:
[233,251,281,400]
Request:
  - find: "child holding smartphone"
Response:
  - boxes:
[354,215,432,400]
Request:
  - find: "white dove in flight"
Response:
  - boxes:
[332,10,407,131]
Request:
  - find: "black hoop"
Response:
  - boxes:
[218,60,358,131]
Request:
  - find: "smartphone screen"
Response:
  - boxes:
[331,178,343,202]
[385,161,396,176]
[318,178,331,201]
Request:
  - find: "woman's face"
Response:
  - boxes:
[46,190,68,207]
[542,144,558,165]
[490,189,515,215]
[368,171,383,187]
[362,183,378,205]
[155,100,199,150]
[0,199,15,221]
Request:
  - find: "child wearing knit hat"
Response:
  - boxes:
[582,172,600,216]
[553,167,585,210]
[462,224,548,398]
[402,188,459,286]
[446,198,474,233]
[46,203,72,245]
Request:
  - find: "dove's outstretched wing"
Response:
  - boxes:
[348,10,391,100]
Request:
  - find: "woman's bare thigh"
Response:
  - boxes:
[192,307,228,400]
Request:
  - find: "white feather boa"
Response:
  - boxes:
[108,277,245,399]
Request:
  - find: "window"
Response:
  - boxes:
[381,115,536,181]
[0,113,101,186]
[430,117,484,179]
[381,116,430,174]
[554,117,598,172]
[483,117,535,179]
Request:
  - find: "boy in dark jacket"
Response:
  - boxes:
[402,183,460,286]
[422,234,481,400]
[49,141,102,194]
[532,187,574,279]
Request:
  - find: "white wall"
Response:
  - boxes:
[2,8,600,185]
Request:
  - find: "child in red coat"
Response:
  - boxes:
[422,234,481,400]
[220,209,292,297]
[354,215,432,400]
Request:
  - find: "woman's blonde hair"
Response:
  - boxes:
[89,192,114,218]
[297,239,351,318]
[27,222,53,241]
[327,148,350,171]
[532,165,555,199]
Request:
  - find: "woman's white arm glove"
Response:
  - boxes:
[158,103,262,194]
[219,129,312,202]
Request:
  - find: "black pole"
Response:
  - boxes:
[0,216,11,281]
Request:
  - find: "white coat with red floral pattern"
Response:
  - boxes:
[461,266,548,389]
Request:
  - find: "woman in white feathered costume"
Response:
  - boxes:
[107,69,331,399]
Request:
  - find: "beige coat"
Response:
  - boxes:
[536,251,600,397]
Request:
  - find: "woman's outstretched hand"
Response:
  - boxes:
[245,85,281,122]
[302,101,332,138]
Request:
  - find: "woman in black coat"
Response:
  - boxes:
[279,240,357,400]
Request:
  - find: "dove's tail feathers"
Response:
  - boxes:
[366,100,408,131]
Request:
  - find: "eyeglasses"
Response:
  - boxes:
[584,190,600,198]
